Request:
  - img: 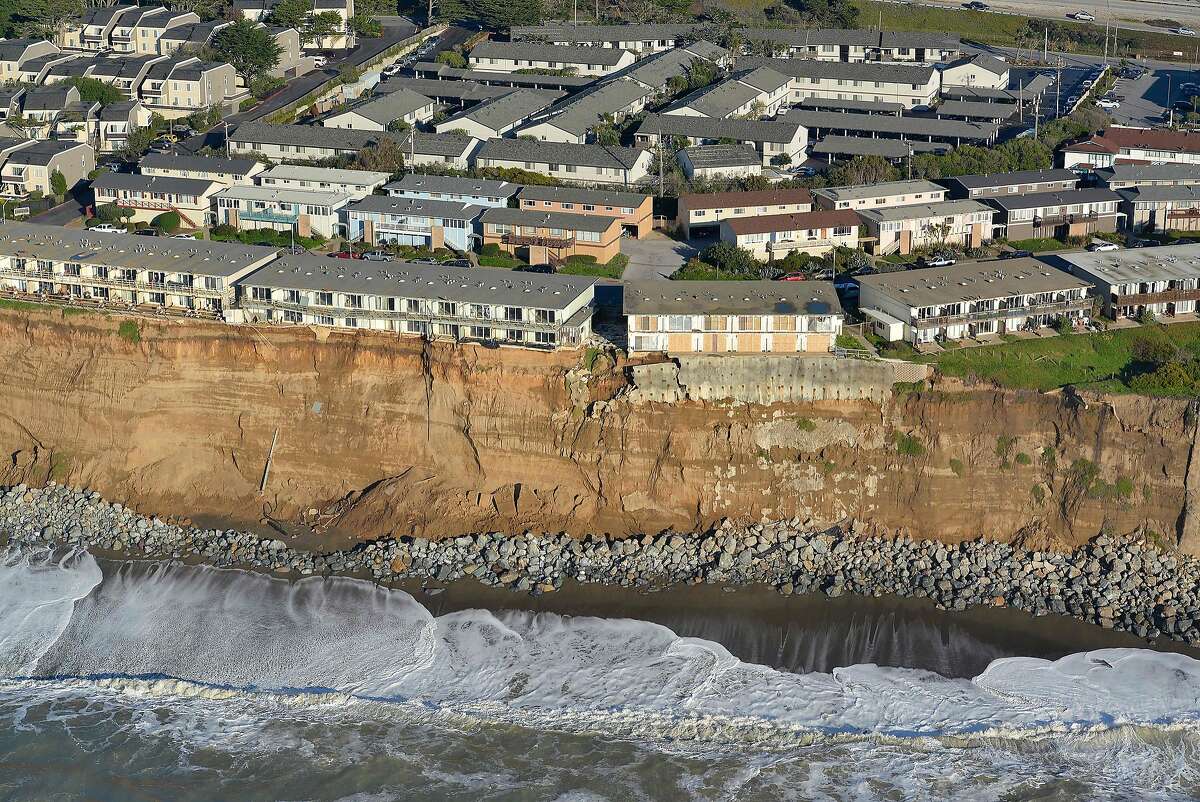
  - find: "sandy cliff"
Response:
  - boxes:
[0,308,1194,551]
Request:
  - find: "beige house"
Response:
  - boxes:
[95,99,152,152]
[469,41,636,78]
[720,209,861,259]
[625,280,844,355]
[0,38,59,83]
[111,7,200,54]
[0,140,94,199]
[676,188,814,238]
[140,57,240,115]
[859,199,995,255]
[91,172,222,228]
[139,153,267,186]
[813,180,948,211]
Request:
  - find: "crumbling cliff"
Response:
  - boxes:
[0,308,1194,551]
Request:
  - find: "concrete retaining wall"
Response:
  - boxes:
[627,355,931,404]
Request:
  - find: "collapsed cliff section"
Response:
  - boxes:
[0,307,1193,551]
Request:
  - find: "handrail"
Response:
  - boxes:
[250,298,591,334]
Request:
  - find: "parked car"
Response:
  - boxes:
[791,166,818,177]
[88,223,125,234]
[170,233,197,240]
[1176,27,1197,36]
[517,263,555,274]
[776,272,807,281]
[1070,10,1094,20]
[1066,95,1080,105]
[921,254,957,267]
[362,251,393,261]
[311,55,327,67]
[1173,100,1197,112]
[170,125,195,137]
[1088,240,1119,252]
[149,138,175,152]
[442,259,471,268]
[1000,249,1034,259]
[964,1,989,9]
[1097,98,1120,110]
[329,251,362,259]
[133,227,159,237]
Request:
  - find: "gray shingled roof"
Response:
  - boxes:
[736,27,958,50]
[527,80,650,137]
[986,188,1122,211]
[0,38,46,62]
[857,199,993,222]
[233,124,474,160]
[681,143,760,169]
[936,100,1018,120]
[139,152,261,176]
[509,23,698,42]
[380,76,511,103]
[518,184,648,208]
[636,113,802,144]
[440,89,563,132]
[782,109,996,141]
[666,76,764,118]
[477,138,647,170]
[1118,185,1200,202]
[333,88,433,126]
[816,180,946,203]
[344,195,484,220]
[5,140,88,165]
[624,279,842,316]
[481,206,620,233]
[92,172,220,195]
[858,259,1087,308]
[946,169,1078,190]
[1095,163,1200,184]
[800,97,904,114]
[740,56,936,85]
[470,40,631,67]
[944,53,1009,76]
[387,173,520,199]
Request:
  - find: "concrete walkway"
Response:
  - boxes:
[620,232,698,281]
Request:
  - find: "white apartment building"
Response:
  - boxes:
[214,185,352,239]
[740,57,941,110]
[813,180,948,211]
[858,199,995,255]
[469,41,636,77]
[475,139,652,187]
[1055,244,1200,320]
[258,165,388,200]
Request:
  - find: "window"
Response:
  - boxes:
[251,286,271,301]
[469,325,490,339]
[535,331,556,345]
[285,289,301,304]
[344,318,358,328]
[316,291,334,306]
[438,301,456,316]
[534,309,556,324]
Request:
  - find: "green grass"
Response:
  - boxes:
[117,320,141,344]
[835,333,862,350]
[895,432,926,458]
[933,322,1200,393]
[1007,237,1069,253]
[478,254,526,269]
[557,254,629,279]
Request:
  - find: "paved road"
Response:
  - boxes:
[30,187,89,225]
[908,0,1200,34]
[620,233,697,281]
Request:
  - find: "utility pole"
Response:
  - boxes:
[657,138,664,197]
[224,120,230,159]
[427,0,434,26]
[1043,28,1048,63]
[1103,21,1109,66]
[573,0,577,26]
[1019,80,1024,122]
[1034,95,1040,138]
[1056,61,1062,116]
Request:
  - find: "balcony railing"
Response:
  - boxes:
[1030,211,1100,227]
[501,233,574,248]
[0,265,223,298]
[242,208,299,224]
[1118,287,1200,306]
[250,298,591,334]
[377,223,433,235]
[915,298,1090,328]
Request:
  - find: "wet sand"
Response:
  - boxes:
[401,579,1200,678]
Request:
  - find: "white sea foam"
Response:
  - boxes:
[0,546,101,677]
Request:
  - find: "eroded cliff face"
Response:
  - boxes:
[0,309,1194,551]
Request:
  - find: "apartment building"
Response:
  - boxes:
[941,169,1078,200]
[381,76,513,106]
[234,254,596,348]
[509,23,698,56]
[633,114,807,166]
[17,85,84,138]
[515,80,651,144]
[86,54,167,100]
[110,7,198,54]
[857,259,1091,344]
[517,185,653,238]
[140,57,239,114]
[1054,244,1200,319]
[480,206,623,264]
[1063,126,1200,171]
[138,153,267,187]
[939,54,1010,90]
[435,89,565,140]
[383,174,519,208]
[663,67,791,119]
[0,38,59,82]
[625,280,844,355]
[720,209,861,259]
[1118,186,1200,232]
[343,196,483,250]
[156,21,231,54]
[91,172,221,227]
[676,188,813,237]
[734,28,960,62]
[987,188,1121,241]
[307,0,355,50]
[67,5,136,51]
[228,124,478,169]
[475,139,652,187]
[679,144,762,181]
[0,221,276,314]
[214,185,352,238]
[408,61,594,91]
[0,140,93,199]
[813,180,947,211]
[468,41,636,78]
[741,57,941,110]
[16,52,77,84]
[782,108,997,146]
[1094,163,1200,190]
[858,199,995,255]
[95,99,151,152]
[323,88,437,131]
[258,165,388,199]
[612,43,731,94]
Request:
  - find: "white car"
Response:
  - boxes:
[1067,95,1080,105]
[1082,79,1094,88]
[1088,240,1120,252]
[171,233,197,239]
[362,251,393,261]
[89,223,125,233]
[1097,98,1120,109]
[1071,10,1095,20]
[311,55,327,67]
[1176,27,1197,36]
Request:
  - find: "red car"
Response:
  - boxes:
[777,272,807,281]
[329,251,362,259]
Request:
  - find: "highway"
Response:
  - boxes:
[903,0,1200,34]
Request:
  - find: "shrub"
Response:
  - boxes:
[1015,452,1032,466]
[117,320,140,344]
[1031,484,1046,505]
[1040,446,1057,470]
[480,243,503,257]
[949,458,965,477]
[150,211,180,233]
[796,417,817,432]
[895,432,925,458]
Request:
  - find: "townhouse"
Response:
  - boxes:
[475,139,652,187]
[0,221,276,314]
[986,188,1122,241]
[1054,244,1200,319]
[858,199,995,255]
[720,209,861,259]
[468,41,636,78]
[343,196,483,250]
[857,259,1091,344]
[0,88,25,120]
[233,254,596,348]
[91,172,221,228]
[734,28,960,62]
[1117,186,1200,233]
[63,97,147,151]
[939,54,1010,90]
[139,57,240,114]
[17,85,83,136]
[811,135,950,162]
[508,23,699,57]
[65,5,199,53]
[813,180,947,211]
[1063,126,1200,172]
[676,188,814,238]
[138,153,267,187]
[435,89,565,140]
[515,80,652,144]
[517,185,653,238]
[43,54,98,83]
[408,62,595,92]
[1094,163,1200,190]
[228,124,478,169]
[156,21,234,55]
[625,280,843,356]
[611,42,731,94]
[633,114,807,167]
[679,144,762,181]
[782,108,997,146]
[307,0,355,50]
[480,206,623,264]
[740,57,941,110]
[67,5,137,51]
[87,54,166,100]
[0,38,59,83]
[258,165,388,200]
[935,100,1017,124]
[384,174,520,208]
[16,52,77,84]
[49,98,101,145]
[0,140,93,198]
[214,185,352,238]
[323,88,437,131]
[941,169,1078,200]
[663,67,791,119]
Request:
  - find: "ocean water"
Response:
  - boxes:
[1,545,1200,801]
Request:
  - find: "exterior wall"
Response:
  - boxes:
[475,154,651,187]
[141,164,266,186]
[514,120,584,144]
[347,212,475,251]
[940,64,1007,90]
[784,73,940,110]
[679,197,813,234]
[469,51,634,77]
[518,195,653,238]
[814,186,947,210]
[93,184,216,227]
[1,145,95,198]
[325,100,436,131]
[230,139,472,170]
[1003,211,1118,241]
[481,221,622,263]
[955,179,1078,199]
[867,215,992,255]
[1126,200,1200,233]
[682,161,760,181]
[723,221,859,258]
[627,311,842,355]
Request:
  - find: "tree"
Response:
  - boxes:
[66,75,124,107]
[122,126,155,160]
[15,0,83,42]
[593,122,620,146]
[699,241,758,275]
[151,210,181,233]
[210,19,282,81]
[354,137,406,174]
[266,0,313,30]
[349,14,382,37]
[302,10,343,45]
[770,153,792,167]
[50,169,66,198]
[94,203,134,223]
[436,50,467,68]
[826,155,899,187]
[386,118,411,132]
[782,0,859,28]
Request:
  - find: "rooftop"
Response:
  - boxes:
[333,88,432,126]
[260,164,389,186]
[386,173,520,199]
[518,184,649,208]
[509,23,698,42]
[623,279,843,317]
[241,253,596,309]
[480,206,620,233]
[636,113,803,143]
[139,152,262,176]
[811,136,949,158]
[985,187,1122,211]
[815,180,946,203]
[799,97,904,114]
[740,56,937,85]
[214,185,353,205]
[5,139,88,165]
[723,209,861,235]
[857,199,994,222]
[859,259,1089,307]
[379,76,512,102]
[666,73,774,118]
[680,143,761,169]
[680,188,812,210]
[470,40,632,66]
[1052,243,1200,283]
[477,138,647,170]
[440,88,563,131]
[1069,125,1200,156]
[345,195,485,219]
[936,99,1018,120]
[946,169,1079,190]
[1118,185,1200,202]
[944,53,1009,76]
[735,27,958,50]
[782,109,997,141]
[1095,163,1200,183]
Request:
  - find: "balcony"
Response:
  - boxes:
[916,297,1091,328]
[1030,211,1100,228]
[501,233,574,248]
[1118,287,1200,306]
[242,208,299,225]
[253,297,591,335]
[0,265,223,298]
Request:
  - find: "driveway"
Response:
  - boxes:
[620,232,698,281]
